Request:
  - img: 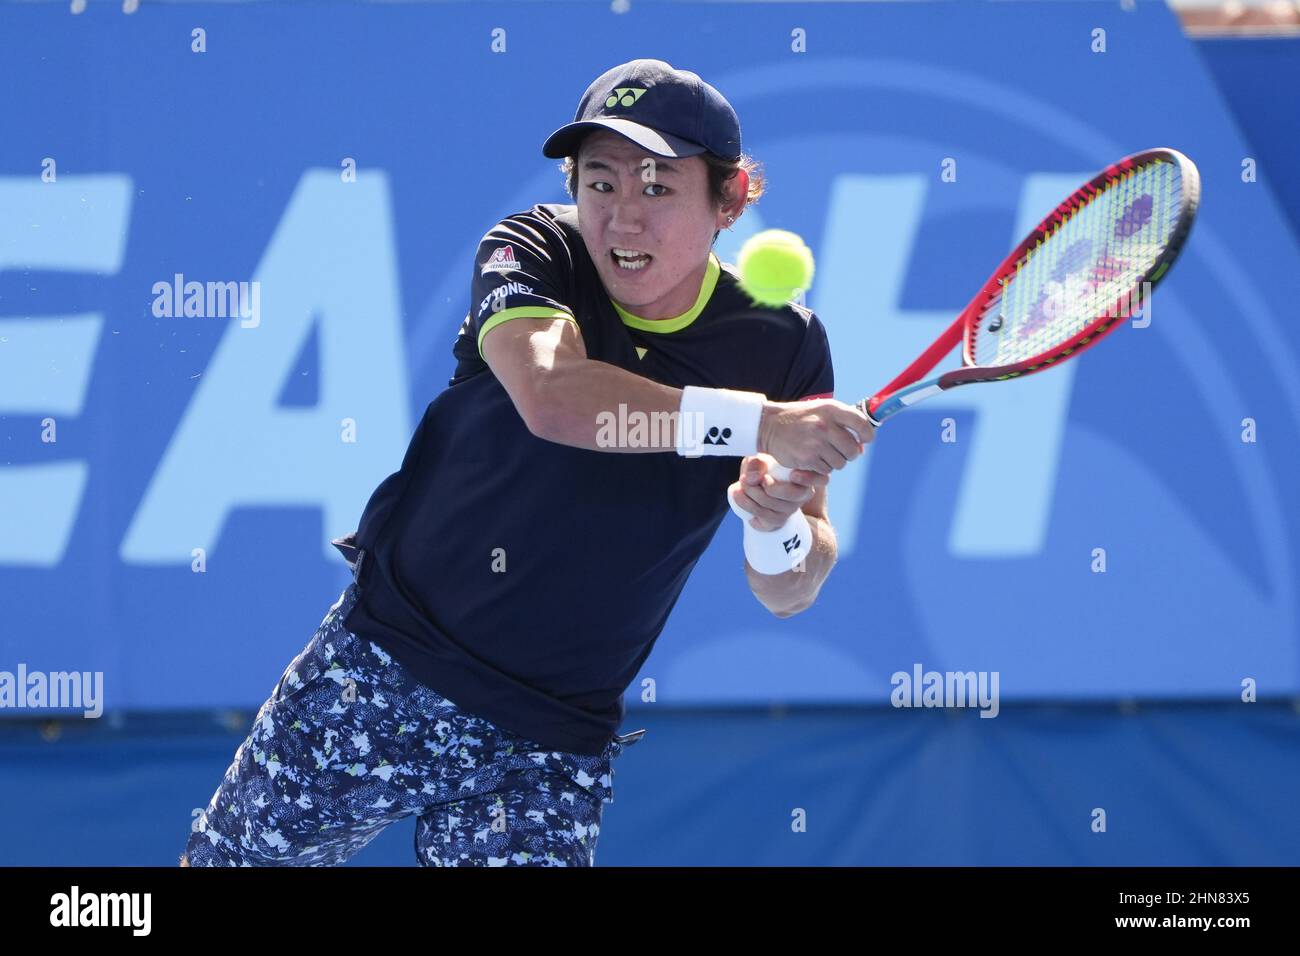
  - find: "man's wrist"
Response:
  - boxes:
[676,386,766,457]
[756,401,778,456]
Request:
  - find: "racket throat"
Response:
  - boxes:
[859,397,882,428]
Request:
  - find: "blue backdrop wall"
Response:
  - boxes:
[2,0,1296,711]
[1,1,1298,866]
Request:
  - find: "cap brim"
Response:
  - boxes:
[541,118,707,159]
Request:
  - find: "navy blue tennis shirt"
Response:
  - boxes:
[335,203,834,755]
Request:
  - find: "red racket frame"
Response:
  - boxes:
[863,147,1201,419]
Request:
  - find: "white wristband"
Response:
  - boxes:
[676,386,765,457]
[727,470,812,574]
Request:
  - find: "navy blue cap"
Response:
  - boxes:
[542,59,741,162]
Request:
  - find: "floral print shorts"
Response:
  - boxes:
[183,582,641,867]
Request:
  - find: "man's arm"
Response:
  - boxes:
[482,315,682,452]
[739,472,837,618]
[481,316,872,469]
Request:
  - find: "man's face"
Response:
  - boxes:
[575,129,727,320]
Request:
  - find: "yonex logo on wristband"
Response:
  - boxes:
[676,386,764,457]
[782,533,801,554]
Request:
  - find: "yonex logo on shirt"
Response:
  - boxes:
[604,87,647,110]
[478,281,534,318]
[481,245,522,276]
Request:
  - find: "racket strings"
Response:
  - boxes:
[972,158,1184,370]
[1001,176,1118,363]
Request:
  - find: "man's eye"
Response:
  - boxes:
[588,181,668,197]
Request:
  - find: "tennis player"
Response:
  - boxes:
[182,58,872,868]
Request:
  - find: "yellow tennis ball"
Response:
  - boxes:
[736,229,815,307]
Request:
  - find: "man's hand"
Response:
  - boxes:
[758,398,874,474]
[728,454,830,532]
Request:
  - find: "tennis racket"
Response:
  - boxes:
[737,147,1201,574]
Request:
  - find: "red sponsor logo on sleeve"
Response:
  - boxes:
[481,245,522,276]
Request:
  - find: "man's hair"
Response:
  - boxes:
[559,133,766,244]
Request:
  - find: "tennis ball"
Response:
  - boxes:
[736,229,815,307]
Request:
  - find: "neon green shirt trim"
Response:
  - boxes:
[609,252,720,334]
[477,307,577,360]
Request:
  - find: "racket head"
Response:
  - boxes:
[946,148,1200,388]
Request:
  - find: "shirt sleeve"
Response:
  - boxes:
[469,211,578,361]
[778,311,835,402]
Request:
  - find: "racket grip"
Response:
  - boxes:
[728,463,812,575]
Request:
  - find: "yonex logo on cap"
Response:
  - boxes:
[481,245,522,276]
[604,87,647,110]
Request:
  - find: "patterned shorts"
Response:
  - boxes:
[183,582,641,867]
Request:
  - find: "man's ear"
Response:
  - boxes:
[734,167,749,205]
[719,168,748,229]
[729,167,750,217]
